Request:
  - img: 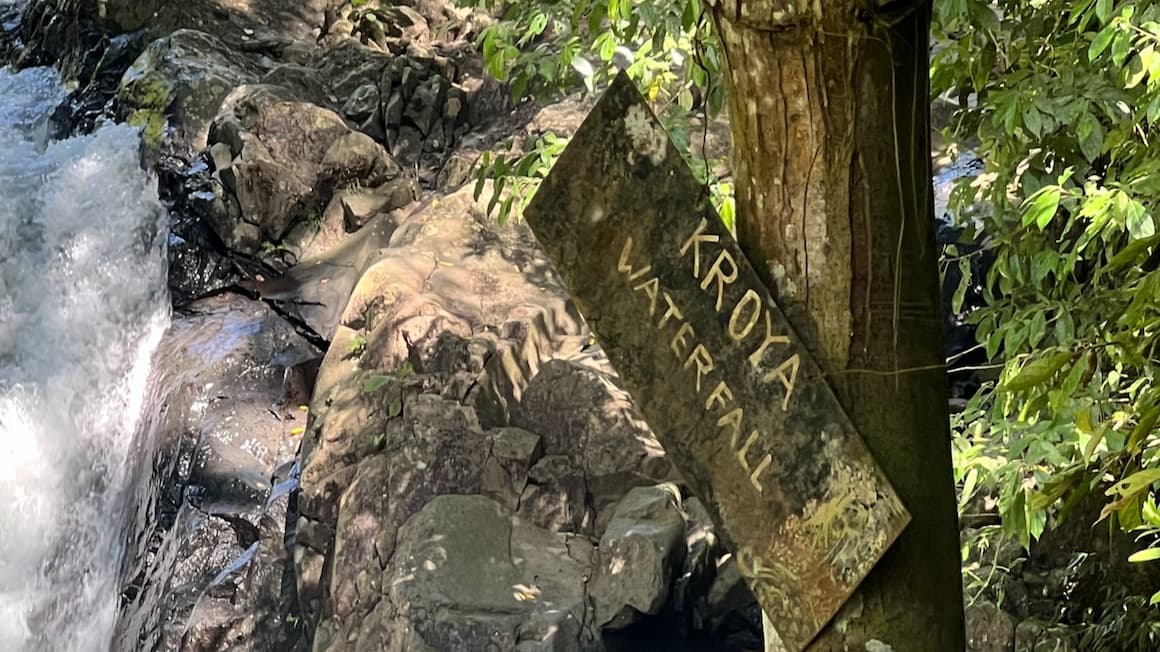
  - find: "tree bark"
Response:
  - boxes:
[702,1,965,650]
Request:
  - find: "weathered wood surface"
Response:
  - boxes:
[523,73,909,651]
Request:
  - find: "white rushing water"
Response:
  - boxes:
[0,66,169,650]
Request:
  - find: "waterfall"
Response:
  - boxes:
[0,65,169,651]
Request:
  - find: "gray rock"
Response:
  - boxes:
[206,84,401,252]
[462,74,512,126]
[1015,620,1077,652]
[671,496,720,622]
[342,82,380,124]
[703,556,755,633]
[383,90,406,126]
[405,76,448,136]
[513,359,671,519]
[313,39,393,99]
[482,427,544,510]
[261,63,335,109]
[966,601,1016,652]
[518,455,592,534]
[376,5,431,42]
[591,485,687,630]
[209,142,234,172]
[390,125,425,166]
[315,495,597,651]
[339,189,392,232]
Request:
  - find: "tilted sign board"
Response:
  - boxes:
[523,73,909,650]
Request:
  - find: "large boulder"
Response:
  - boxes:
[304,182,585,411]
[205,84,405,253]
[116,29,262,153]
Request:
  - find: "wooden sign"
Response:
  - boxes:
[523,73,909,650]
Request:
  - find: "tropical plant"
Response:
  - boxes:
[933,0,1160,599]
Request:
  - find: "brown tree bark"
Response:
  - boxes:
[702,1,965,650]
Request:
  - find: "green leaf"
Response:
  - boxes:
[1000,351,1074,393]
[1112,29,1132,66]
[952,257,971,314]
[1128,403,1160,453]
[1028,310,1047,348]
[1108,234,1160,269]
[527,11,548,37]
[1126,52,1148,88]
[1091,24,1116,60]
[958,467,979,512]
[1021,188,1062,230]
[1023,106,1043,137]
[363,375,390,393]
[1107,469,1160,498]
[1126,201,1155,240]
[510,72,530,103]
[1077,112,1105,161]
[1143,44,1160,79]
[1031,250,1055,284]
[1096,0,1113,23]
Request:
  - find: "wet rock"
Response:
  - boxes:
[116,30,262,154]
[591,485,687,630]
[0,3,19,59]
[45,31,149,137]
[113,295,319,652]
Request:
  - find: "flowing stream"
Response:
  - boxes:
[0,65,169,651]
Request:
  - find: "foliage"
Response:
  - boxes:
[456,0,725,111]
[456,0,733,225]
[933,0,1160,599]
[472,132,568,224]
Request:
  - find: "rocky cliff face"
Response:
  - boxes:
[2,1,762,650]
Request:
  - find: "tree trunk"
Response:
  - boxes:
[702,1,965,650]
